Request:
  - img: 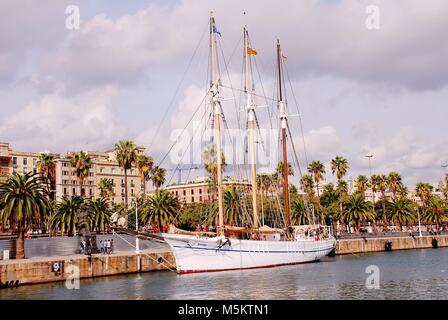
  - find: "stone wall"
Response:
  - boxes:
[335,235,448,255]
[0,249,175,287]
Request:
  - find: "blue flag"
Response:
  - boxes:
[213,25,222,37]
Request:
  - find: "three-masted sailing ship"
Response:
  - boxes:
[161,14,335,274]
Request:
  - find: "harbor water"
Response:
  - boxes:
[1,248,447,299]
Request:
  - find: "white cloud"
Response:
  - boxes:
[0,87,124,153]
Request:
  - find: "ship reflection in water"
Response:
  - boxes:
[1,248,447,300]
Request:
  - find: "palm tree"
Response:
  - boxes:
[137,154,154,197]
[300,174,315,199]
[355,175,369,196]
[88,197,112,234]
[276,161,294,187]
[424,197,448,232]
[37,153,56,201]
[0,173,51,259]
[68,151,92,197]
[343,193,375,233]
[223,187,242,226]
[98,177,114,198]
[115,140,138,214]
[203,144,226,200]
[50,196,83,237]
[150,166,166,192]
[387,197,416,231]
[388,171,402,199]
[370,174,381,228]
[141,190,179,232]
[331,156,349,225]
[372,174,389,231]
[291,195,309,225]
[331,156,349,181]
[307,160,326,199]
[415,182,434,207]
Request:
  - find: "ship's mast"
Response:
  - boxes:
[210,13,225,236]
[277,39,291,227]
[244,27,259,228]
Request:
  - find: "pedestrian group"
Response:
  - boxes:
[100,239,114,254]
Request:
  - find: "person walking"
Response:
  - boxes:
[106,239,111,254]
[99,240,104,254]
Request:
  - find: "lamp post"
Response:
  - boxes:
[134,198,141,273]
[365,154,373,202]
[417,207,423,238]
[329,215,334,237]
[365,155,373,177]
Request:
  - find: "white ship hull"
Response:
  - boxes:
[162,234,335,274]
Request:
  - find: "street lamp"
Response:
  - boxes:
[134,198,141,273]
[365,155,373,177]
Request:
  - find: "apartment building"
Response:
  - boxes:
[165,177,252,205]
[0,142,55,179]
[55,147,146,205]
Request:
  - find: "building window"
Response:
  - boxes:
[89,172,93,177]
[33,168,37,174]
[183,190,186,196]
[199,196,202,202]
[23,167,28,174]
[63,162,68,167]
[81,188,85,196]
[12,157,17,165]
[64,188,67,195]
[72,180,77,185]
[63,171,68,176]
[199,188,202,194]
[72,188,76,195]
[191,197,195,203]
[23,158,27,165]
[191,189,194,195]
[175,191,178,196]
[33,158,37,166]
[89,189,93,196]
[131,189,134,195]
[13,167,17,173]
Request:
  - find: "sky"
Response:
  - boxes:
[0,0,447,188]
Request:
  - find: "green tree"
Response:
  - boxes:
[88,197,112,233]
[276,161,294,187]
[0,173,51,258]
[307,160,326,199]
[415,182,434,207]
[291,195,309,225]
[223,187,242,226]
[387,197,416,231]
[50,196,83,237]
[115,140,138,214]
[343,193,375,233]
[388,171,402,199]
[300,174,315,199]
[355,175,369,196]
[141,190,179,232]
[68,151,92,197]
[150,166,166,192]
[330,156,349,181]
[424,197,448,232]
[137,153,154,197]
[98,177,114,198]
[37,153,56,201]
[203,144,226,200]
